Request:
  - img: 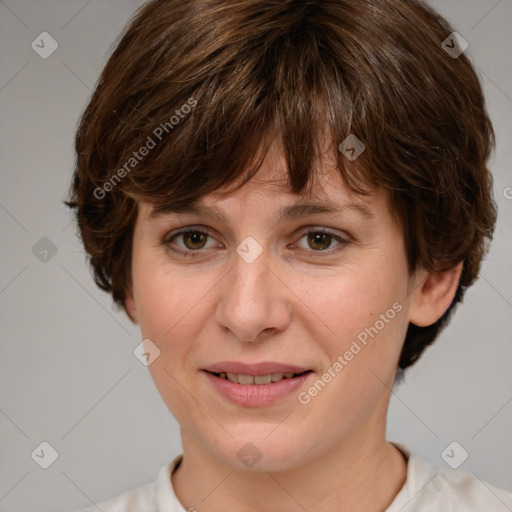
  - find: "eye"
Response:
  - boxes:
[163,228,219,257]
[162,226,350,259]
[294,228,349,252]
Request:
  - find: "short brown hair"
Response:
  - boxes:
[67,0,496,370]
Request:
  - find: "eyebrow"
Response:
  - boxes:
[149,200,374,223]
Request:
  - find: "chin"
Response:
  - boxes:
[211,434,310,473]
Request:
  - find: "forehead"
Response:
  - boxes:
[145,141,387,225]
[207,143,380,214]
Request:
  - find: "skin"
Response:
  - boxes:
[125,140,462,512]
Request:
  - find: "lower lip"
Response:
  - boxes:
[203,371,313,407]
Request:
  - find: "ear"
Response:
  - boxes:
[408,262,463,327]
[124,286,138,324]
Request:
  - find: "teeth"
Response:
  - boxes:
[254,374,272,385]
[238,374,254,385]
[217,372,301,384]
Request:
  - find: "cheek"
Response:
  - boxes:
[132,266,172,340]
[132,252,210,339]
[131,255,226,409]
[131,256,215,417]
[300,259,407,354]
[294,250,409,414]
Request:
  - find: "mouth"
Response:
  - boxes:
[205,370,312,385]
[201,362,314,406]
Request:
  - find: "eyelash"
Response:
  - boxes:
[162,226,350,259]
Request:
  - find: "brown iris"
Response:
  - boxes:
[307,232,333,251]
[182,231,208,250]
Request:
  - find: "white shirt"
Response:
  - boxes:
[75,443,512,511]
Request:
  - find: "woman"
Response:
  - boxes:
[69,0,511,510]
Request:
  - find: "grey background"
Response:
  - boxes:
[0,1,511,511]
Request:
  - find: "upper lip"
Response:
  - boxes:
[203,361,311,376]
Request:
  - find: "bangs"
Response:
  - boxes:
[104,3,383,210]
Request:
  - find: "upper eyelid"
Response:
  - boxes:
[167,225,345,238]
[166,226,349,249]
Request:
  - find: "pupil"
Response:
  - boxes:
[308,233,331,250]
[185,232,206,249]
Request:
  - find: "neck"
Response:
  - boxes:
[172,423,407,512]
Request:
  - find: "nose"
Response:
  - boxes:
[215,245,292,343]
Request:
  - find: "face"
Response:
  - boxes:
[126,142,419,472]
